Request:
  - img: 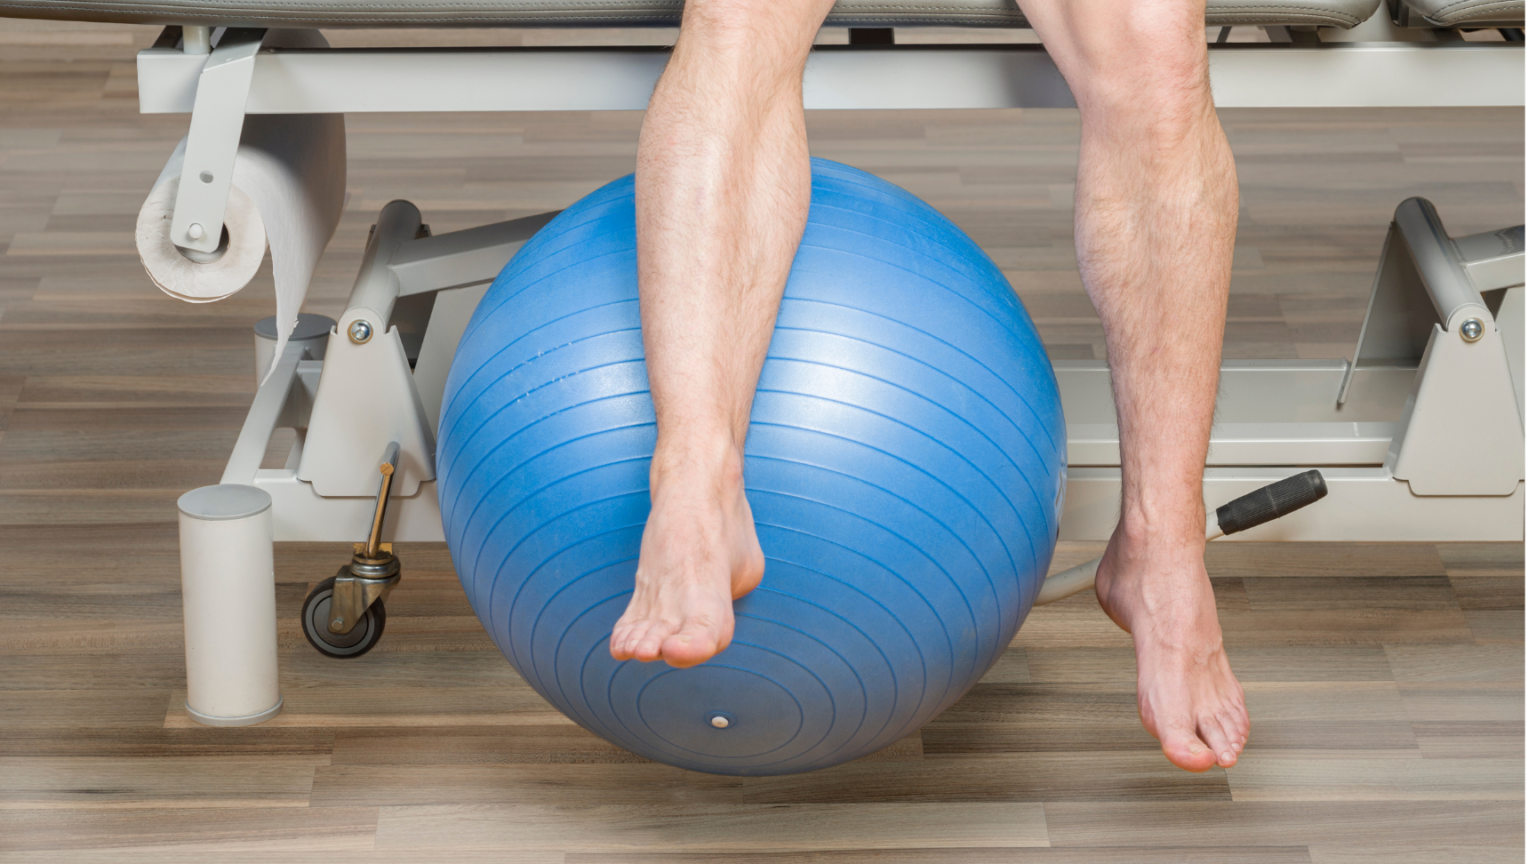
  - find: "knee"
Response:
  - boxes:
[683,0,761,44]
[680,0,829,61]
[1057,1,1212,121]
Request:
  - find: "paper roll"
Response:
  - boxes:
[137,111,346,380]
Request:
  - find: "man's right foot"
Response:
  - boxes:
[1095,523,1250,772]
[609,462,764,668]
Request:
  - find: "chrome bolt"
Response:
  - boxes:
[332,617,344,628]
[1460,318,1485,343]
[348,320,373,344]
[709,714,731,729]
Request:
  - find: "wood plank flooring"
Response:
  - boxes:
[0,16,1524,862]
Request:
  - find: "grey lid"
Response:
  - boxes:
[254,313,336,342]
[178,484,273,521]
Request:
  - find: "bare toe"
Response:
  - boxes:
[663,615,730,668]
[1161,724,1218,773]
[631,619,678,663]
[1198,716,1238,768]
[609,620,642,660]
[1217,708,1247,755]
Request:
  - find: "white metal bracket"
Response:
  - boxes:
[299,323,436,498]
[1386,321,1524,495]
[299,202,435,498]
[1339,198,1524,402]
[1338,198,1525,495]
[170,27,266,255]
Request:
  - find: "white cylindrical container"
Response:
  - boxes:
[177,484,283,726]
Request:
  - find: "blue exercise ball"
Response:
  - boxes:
[438,159,1065,775]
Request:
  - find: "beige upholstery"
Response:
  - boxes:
[1396,0,1523,25]
[0,0,1383,30]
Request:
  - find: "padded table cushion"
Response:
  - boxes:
[0,0,1383,29]
[1398,0,1523,24]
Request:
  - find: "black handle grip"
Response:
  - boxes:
[1216,470,1328,536]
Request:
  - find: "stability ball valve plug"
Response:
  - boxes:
[1460,318,1485,342]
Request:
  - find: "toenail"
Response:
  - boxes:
[1222,752,1233,762]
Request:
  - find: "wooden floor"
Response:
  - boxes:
[0,17,1524,862]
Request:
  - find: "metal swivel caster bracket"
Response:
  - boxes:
[301,442,403,658]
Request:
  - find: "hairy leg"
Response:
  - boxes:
[1019,0,1248,771]
[610,0,836,668]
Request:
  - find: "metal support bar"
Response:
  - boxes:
[1456,225,1525,294]
[256,470,442,541]
[1063,359,1418,466]
[347,200,421,329]
[392,211,561,297]
[170,27,266,254]
[1393,197,1490,331]
[137,41,1524,114]
[221,338,306,485]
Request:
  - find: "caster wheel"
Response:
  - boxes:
[301,576,386,658]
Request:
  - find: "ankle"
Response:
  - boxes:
[650,438,745,501]
[1109,514,1207,572]
[1117,497,1206,547]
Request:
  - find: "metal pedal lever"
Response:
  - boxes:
[1034,470,1329,606]
[328,442,403,634]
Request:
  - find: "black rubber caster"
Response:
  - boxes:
[301,576,386,658]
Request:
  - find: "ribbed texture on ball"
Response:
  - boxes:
[438,159,1065,775]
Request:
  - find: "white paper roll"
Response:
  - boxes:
[137,111,346,381]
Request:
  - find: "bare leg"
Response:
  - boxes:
[1019,0,1249,771]
[610,0,836,669]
